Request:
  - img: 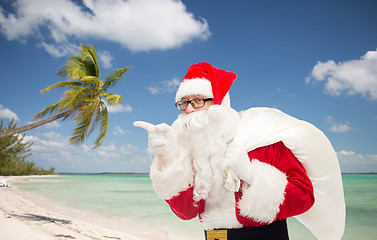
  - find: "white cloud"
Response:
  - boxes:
[113,126,126,136]
[93,143,138,158]
[338,150,357,157]
[107,103,133,113]
[0,104,20,121]
[28,131,68,152]
[23,130,149,172]
[44,121,62,129]
[99,50,113,69]
[337,150,377,173]
[38,42,79,58]
[306,49,377,100]
[120,144,138,155]
[148,78,180,94]
[0,0,210,56]
[329,122,353,133]
[97,144,118,157]
[325,115,355,133]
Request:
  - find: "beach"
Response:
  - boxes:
[1,174,377,240]
[0,176,176,240]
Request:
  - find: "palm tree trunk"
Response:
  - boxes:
[0,109,76,139]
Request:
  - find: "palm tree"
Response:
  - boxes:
[0,44,130,149]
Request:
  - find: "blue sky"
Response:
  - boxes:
[0,0,376,173]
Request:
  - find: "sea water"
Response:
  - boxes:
[13,174,377,240]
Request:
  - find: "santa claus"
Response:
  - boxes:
[134,62,345,240]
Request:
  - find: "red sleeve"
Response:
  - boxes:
[165,186,202,220]
[248,141,315,219]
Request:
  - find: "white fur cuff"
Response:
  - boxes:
[149,154,194,200]
[237,160,288,224]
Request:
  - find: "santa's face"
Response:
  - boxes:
[180,95,214,114]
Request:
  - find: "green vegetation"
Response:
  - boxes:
[0,44,130,149]
[0,119,55,176]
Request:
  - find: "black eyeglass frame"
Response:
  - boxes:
[175,98,214,111]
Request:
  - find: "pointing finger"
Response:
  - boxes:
[133,121,155,131]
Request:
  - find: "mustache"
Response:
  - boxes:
[176,110,210,132]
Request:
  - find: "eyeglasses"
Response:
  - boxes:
[175,97,214,111]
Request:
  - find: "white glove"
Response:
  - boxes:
[133,121,178,159]
[224,168,241,192]
[225,140,254,185]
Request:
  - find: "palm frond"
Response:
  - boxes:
[69,100,99,145]
[102,67,131,91]
[40,80,84,94]
[57,56,87,80]
[74,98,100,135]
[33,102,61,120]
[69,114,92,145]
[59,87,89,110]
[70,99,102,147]
[72,102,92,120]
[57,44,100,81]
[103,93,122,106]
[81,76,102,89]
[92,103,108,149]
[80,44,100,78]
[87,101,101,137]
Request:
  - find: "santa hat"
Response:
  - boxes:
[175,62,237,106]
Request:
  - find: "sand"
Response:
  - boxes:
[0,176,176,240]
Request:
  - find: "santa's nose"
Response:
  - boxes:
[184,103,196,114]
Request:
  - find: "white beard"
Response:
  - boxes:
[171,105,240,203]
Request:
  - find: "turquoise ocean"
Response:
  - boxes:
[13,174,377,240]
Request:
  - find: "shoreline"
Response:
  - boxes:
[0,175,182,240]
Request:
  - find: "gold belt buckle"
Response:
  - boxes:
[206,229,227,240]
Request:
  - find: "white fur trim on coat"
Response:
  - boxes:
[200,188,243,230]
[149,152,194,200]
[175,78,213,102]
[237,159,288,224]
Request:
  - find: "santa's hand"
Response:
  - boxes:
[225,141,254,185]
[133,121,177,157]
[133,121,154,131]
[224,168,241,192]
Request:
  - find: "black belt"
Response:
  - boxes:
[204,219,289,240]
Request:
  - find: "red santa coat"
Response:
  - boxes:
[165,141,314,227]
[149,107,345,239]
